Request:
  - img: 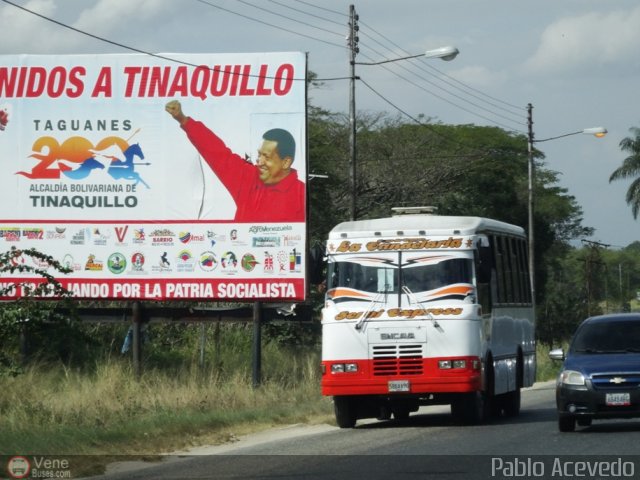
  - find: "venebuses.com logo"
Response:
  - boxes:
[6,455,72,479]
[6,456,30,479]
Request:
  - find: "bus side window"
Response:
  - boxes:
[477,246,492,283]
[476,246,493,314]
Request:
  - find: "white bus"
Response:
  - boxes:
[321,208,536,427]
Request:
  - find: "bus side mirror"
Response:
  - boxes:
[308,242,326,285]
[549,348,565,361]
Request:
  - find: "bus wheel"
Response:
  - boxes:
[503,353,522,417]
[452,391,487,425]
[502,388,521,417]
[377,405,392,421]
[392,406,410,420]
[334,396,357,428]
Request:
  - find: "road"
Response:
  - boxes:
[92,381,640,480]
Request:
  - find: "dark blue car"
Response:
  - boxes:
[549,313,640,432]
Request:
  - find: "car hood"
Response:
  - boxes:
[564,352,640,376]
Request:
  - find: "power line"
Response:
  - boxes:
[357,49,525,131]
[358,77,510,155]
[357,52,524,133]
[236,0,344,38]
[268,0,345,28]
[259,1,526,131]
[194,0,346,49]
[359,19,523,114]
[0,0,178,60]
[354,27,525,130]
[2,0,527,133]
[292,0,347,18]
[0,0,308,82]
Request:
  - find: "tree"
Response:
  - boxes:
[0,247,76,374]
[610,126,640,218]
[305,104,594,310]
[307,104,349,243]
[538,251,589,346]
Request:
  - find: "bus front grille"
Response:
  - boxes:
[371,344,423,376]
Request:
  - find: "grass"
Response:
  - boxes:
[535,342,564,382]
[0,332,562,476]
[0,345,333,461]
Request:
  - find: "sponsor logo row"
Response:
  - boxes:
[0,225,303,248]
[10,248,303,276]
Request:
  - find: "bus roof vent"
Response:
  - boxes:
[391,206,438,216]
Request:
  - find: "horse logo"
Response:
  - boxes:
[16,130,151,188]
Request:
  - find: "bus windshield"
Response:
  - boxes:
[327,259,398,293]
[402,257,473,293]
[327,252,473,295]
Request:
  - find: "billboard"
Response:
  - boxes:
[0,52,307,301]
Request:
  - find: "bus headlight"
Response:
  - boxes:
[439,360,452,369]
[331,364,345,373]
[439,359,467,369]
[331,363,358,373]
[452,360,467,369]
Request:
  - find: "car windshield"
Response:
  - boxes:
[571,320,640,353]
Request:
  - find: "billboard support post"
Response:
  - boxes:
[252,301,262,388]
[132,301,142,380]
[19,320,29,366]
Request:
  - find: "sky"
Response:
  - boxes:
[1,0,638,248]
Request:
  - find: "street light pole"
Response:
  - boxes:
[525,102,606,311]
[347,5,458,221]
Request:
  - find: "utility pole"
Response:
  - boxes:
[526,103,535,311]
[581,239,610,316]
[348,5,359,221]
[525,106,605,315]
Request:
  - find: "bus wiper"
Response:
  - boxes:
[354,292,384,331]
[402,286,443,332]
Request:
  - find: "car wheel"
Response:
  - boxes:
[558,415,576,432]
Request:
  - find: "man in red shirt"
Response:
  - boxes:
[165,100,305,222]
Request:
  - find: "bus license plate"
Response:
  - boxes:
[388,380,410,392]
[606,392,630,406]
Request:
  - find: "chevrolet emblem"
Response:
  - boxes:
[610,377,626,384]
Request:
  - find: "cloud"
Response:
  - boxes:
[0,0,70,53]
[449,65,507,89]
[74,0,173,36]
[0,0,175,54]
[523,6,640,75]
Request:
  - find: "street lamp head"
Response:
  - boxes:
[423,46,459,61]
[582,127,607,138]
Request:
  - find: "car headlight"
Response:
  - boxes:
[559,370,585,386]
